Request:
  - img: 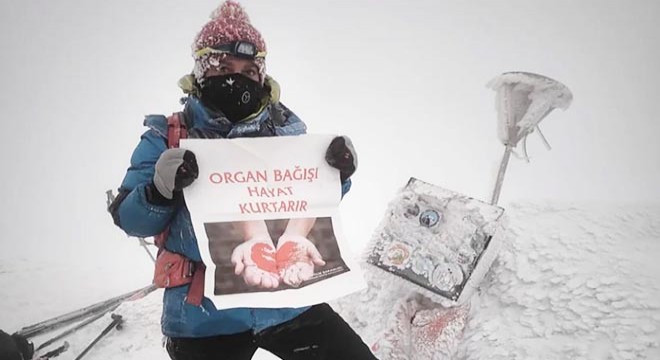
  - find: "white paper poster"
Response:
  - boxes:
[181,134,365,310]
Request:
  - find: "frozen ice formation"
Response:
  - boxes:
[333,202,660,360]
[365,178,505,302]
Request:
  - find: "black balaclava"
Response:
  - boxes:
[199,73,268,123]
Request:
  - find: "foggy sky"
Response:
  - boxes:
[1,0,658,264]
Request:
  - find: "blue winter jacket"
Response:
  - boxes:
[113,95,351,337]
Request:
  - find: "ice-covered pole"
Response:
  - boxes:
[487,72,573,205]
[491,145,512,205]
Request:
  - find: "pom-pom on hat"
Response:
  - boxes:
[192,1,267,82]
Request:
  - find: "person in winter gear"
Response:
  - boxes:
[0,330,33,360]
[109,1,374,359]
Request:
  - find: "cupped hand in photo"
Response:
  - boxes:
[230,235,280,289]
[276,234,326,287]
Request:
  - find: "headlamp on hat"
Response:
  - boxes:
[195,41,266,60]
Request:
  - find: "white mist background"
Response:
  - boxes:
[0,0,658,354]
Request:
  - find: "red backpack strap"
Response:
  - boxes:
[153,228,169,250]
[154,113,188,250]
[167,112,188,149]
[185,263,206,306]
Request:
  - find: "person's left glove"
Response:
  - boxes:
[152,148,199,201]
[326,136,357,182]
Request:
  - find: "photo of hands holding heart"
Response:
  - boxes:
[230,218,325,289]
[206,217,349,294]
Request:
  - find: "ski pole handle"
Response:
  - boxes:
[73,314,123,360]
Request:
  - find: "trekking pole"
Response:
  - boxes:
[35,303,120,351]
[17,284,155,338]
[106,190,156,263]
[38,341,70,359]
[73,314,123,360]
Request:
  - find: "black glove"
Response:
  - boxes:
[325,136,357,182]
[0,330,33,360]
[149,148,199,204]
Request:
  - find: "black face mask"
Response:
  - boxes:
[199,74,268,123]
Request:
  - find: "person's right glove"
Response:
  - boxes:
[325,136,357,182]
[151,148,199,202]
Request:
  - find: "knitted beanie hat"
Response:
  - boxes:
[192,1,267,82]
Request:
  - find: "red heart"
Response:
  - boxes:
[250,242,310,275]
[250,243,277,273]
[275,241,298,271]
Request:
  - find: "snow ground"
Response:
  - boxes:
[1,202,658,360]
